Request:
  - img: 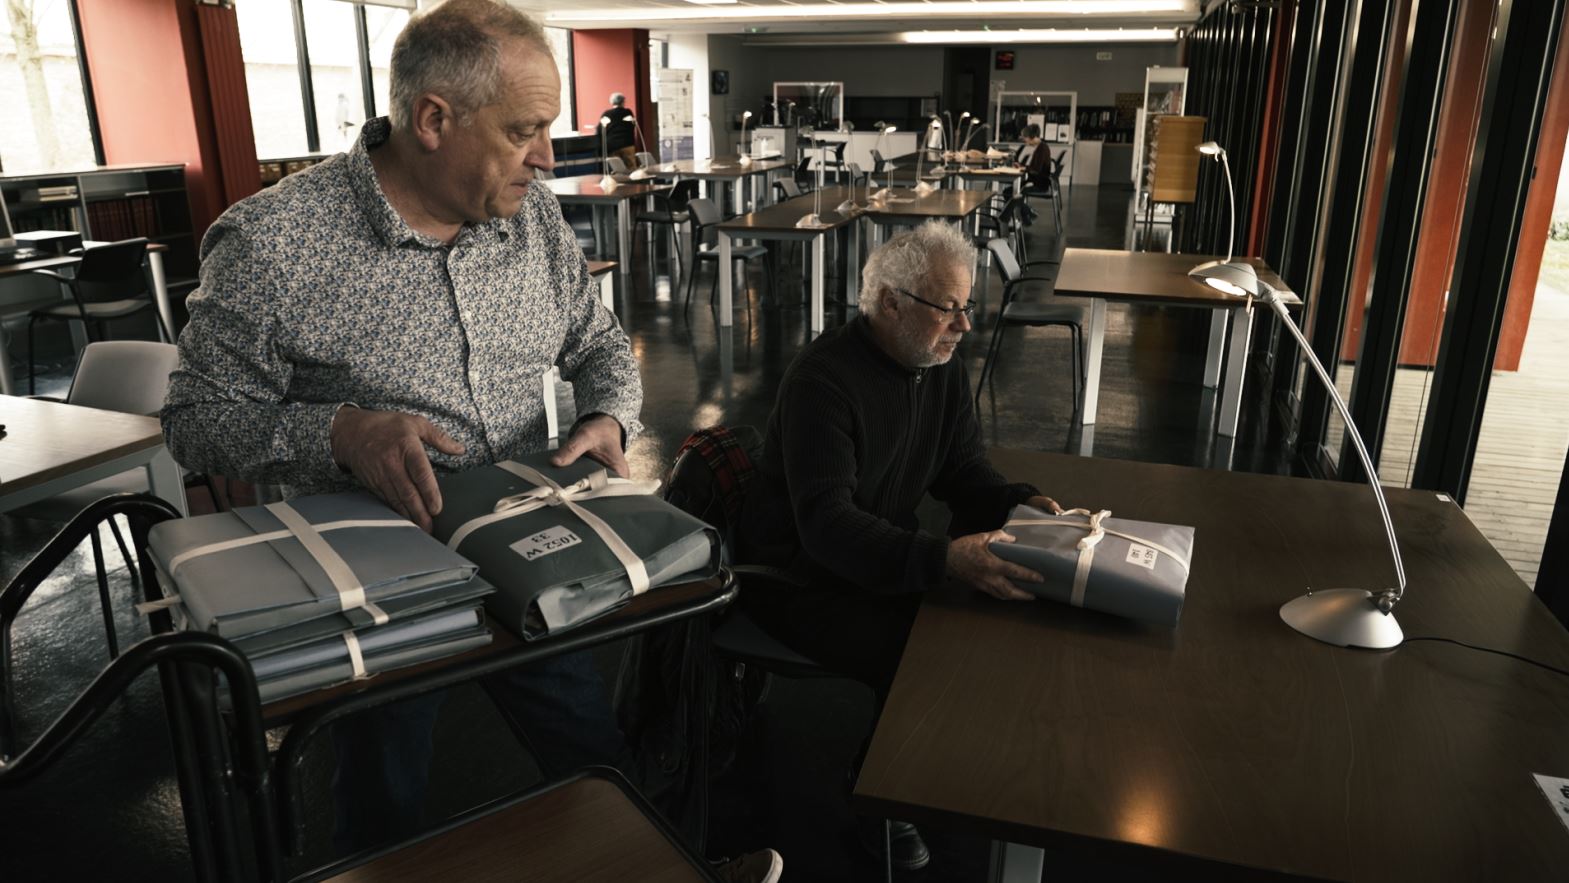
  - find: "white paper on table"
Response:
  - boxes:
[1532,774,1569,837]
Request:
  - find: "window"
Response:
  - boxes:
[0,0,99,173]
[545,27,575,139]
[238,0,412,160]
[237,0,311,158]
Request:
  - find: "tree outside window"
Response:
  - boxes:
[0,0,98,173]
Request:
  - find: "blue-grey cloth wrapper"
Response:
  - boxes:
[147,492,481,640]
[990,505,1194,627]
[431,452,721,640]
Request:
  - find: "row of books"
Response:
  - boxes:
[7,203,77,233]
[86,196,162,242]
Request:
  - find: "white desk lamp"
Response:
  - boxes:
[915,118,941,195]
[738,110,754,165]
[796,131,827,228]
[1186,141,1406,649]
[597,116,617,191]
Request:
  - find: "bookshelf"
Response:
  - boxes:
[0,164,198,292]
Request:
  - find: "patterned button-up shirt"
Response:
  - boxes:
[163,117,642,496]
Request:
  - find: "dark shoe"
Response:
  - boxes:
[714,848,783,883]
[860,817,932,871]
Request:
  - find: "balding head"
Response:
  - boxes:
[388,0,551,131]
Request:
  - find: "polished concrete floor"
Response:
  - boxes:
[0,185,1292,881]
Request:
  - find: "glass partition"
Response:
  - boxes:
[773,82,845,131]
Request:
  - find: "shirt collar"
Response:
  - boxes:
[348,117,512,249]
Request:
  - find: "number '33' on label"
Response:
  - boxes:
[511,525,582,562]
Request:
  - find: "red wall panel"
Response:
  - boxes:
[570,29,651,151]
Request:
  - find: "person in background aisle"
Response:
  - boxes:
[600,92,639,170]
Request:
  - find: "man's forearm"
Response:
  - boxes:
[163,399,346,488]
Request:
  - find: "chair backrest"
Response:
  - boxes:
[793,155,813,180]
[832,142,847,161]
[685,197,722,229]
[635,151,656,167]
[870,149,886,173]
[74,238,149,302]
[664,425,764,542]
[669,178,700,209]
[606,155,628,174]
[986,238,1023,283]
[775,178,803,200]
[66,340,179,415]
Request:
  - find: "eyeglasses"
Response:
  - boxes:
[894,287,976,321]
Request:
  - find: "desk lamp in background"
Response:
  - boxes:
[1187,140,1407,649]
[914,117,941,194]
[596,116,616,191]
[626,113,652,180]
[795,130,827,228]
[738,111,754,165]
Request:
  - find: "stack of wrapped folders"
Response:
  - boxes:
[145,492,495,703]
[432,451,721,640]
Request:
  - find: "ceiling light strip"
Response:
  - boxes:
[545,1,1193,25]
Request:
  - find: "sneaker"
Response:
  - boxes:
[714,848,784,883]
[859,817,931,871]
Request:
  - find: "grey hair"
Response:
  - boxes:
[388,0,551,131]
[859,221,976,316]
[610,92,626,106]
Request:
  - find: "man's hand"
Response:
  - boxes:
[550,414,628,477]
[330,407,465,532]
[1026,495,1064,514]
[946,531,1043,601]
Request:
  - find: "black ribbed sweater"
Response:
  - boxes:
[737,316,1039,595]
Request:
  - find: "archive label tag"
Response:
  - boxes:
[1126,543,1159,570]
[512,526,582,562]
[1533,774,1569,837]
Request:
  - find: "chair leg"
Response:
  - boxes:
[974,317,1009,411]
[108,516,141,591]
[27,316,38,396]
[89,526,121,659]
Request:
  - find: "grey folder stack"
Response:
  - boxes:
[147,492,495,703]
[991,504,1195,627]
[431,452,722,640]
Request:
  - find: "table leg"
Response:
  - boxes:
[811,235,825,337]
[1080,298,1107,426]
[616,201,633,281]
[871,221,885,250]
[148,250,173,342]
[718,230,734,327]
[146,447,189,516]
[1203,308,1228,389]
[1217,303,1253,438]
[846,218,860,308]
[0,322,12,394]
[988,841,1044,883]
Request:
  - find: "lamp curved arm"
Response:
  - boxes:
[1259,293,1407,605]
[1219,152,1235,265]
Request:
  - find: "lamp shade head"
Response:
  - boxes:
[930,118,942,129]
[960,111,970,119]
[885,125,898,133]
[1197,141,1225,157]
[742,110,753,119]
[1188,260,1261,298]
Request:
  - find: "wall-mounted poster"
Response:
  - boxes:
[711,69,729,95]
[657,69,694,161]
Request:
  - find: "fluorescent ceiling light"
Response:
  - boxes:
[900,28,1180,43]
[546,1,1191,25]
[680,0,739,4]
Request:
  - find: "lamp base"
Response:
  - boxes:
[914,181,936,194]
[598,175,618,191]
[1280,588,1403,649]
[795,213,828,229]
[1187,258,1226,279]
[835,199,859,213]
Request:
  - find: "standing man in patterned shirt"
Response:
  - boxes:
[162,4,781,879]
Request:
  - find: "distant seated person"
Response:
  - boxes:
[600,92,638,170]
[734,221,1061,871]
[1009,124,1052,224]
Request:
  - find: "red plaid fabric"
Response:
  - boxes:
[673,425,758,526]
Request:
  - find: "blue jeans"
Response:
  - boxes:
[330,648,627,853]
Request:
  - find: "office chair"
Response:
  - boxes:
[11,342,217,658]
[663,425,898,882]
[684,198,773,334]
[635,150,658,169]
[636,178,701,284]
[606,155,629,175]
[974,238,1086,415]
[26,238,165,394]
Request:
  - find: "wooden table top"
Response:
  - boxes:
[324,773,708,882]
[585,260,617,277]
[855,449,1569,882]
[544,175,666,203]
[1054,247,1298,309]
[648,157,792,180]
[0,241,169,281]
[716,186,865,234]
[860,187,992,221]
[0,395,163,498]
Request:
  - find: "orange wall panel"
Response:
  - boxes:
[571,29,652,152]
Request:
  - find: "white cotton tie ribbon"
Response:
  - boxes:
[1005,508,1192,609]
[445,461,661,596]
[341,630,369,679]
[144,506,404,624]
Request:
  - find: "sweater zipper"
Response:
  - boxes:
[885,368,924,523]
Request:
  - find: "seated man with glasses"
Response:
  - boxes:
[734,220,1062,870]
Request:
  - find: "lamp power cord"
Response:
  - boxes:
[1400,636,1569,679]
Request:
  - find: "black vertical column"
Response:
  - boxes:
[1413,0,1568,501]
